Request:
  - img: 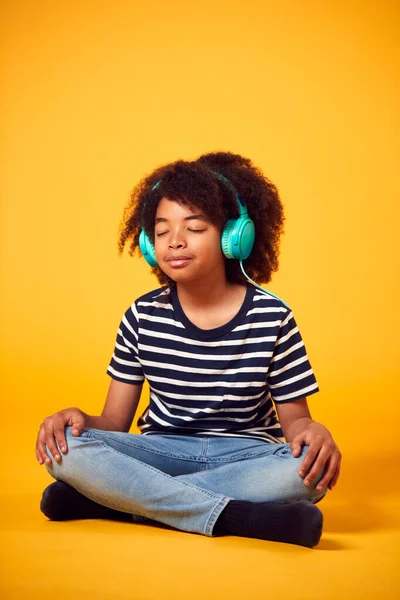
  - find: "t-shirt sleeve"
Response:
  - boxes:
[267,309,319,403]
[106,302,145,384]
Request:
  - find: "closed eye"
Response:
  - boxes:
[156,229,206,237]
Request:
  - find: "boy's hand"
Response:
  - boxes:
[290,422,342,491]
[36,407,87,465]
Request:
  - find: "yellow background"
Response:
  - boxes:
[1,1,399,598]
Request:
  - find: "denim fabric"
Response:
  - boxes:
[45,426,327,537]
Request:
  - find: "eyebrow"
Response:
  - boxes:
[155,215,207,224]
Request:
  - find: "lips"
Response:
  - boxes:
[166,255,192,261]
[166,255,193,268]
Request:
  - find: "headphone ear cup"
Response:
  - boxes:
[237,217,255,259]
[221,217,255,260]
[221,220,236,258]
[139,229,158,267]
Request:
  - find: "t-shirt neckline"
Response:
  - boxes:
[171,282,255,340]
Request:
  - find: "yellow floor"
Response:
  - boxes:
[1,453,399,599]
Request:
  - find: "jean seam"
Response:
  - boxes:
[208,448,280,462]
[84,428,206,462]
[204,496,231,537]
[205,449,292,473]
[208,442,290,463]
[200,437,209,460]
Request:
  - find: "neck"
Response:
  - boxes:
[175,274,244,309]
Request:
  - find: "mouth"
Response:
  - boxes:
[166,258,193,268]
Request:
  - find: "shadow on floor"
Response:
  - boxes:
[318,450,400,534]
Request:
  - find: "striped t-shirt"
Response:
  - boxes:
[106,283,319,443]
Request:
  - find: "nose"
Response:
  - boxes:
[168,230,187,249]
[169,239,185,249]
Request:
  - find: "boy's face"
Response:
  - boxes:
[154,197,225,284]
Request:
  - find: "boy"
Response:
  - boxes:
[37,152,341,547]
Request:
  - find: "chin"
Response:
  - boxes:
[166,272,197,284]
[161,267,199,285]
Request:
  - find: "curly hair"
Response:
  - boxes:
[117,151,286,289]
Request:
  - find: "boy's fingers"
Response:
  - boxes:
[298,443,319,478]
[304,449,334,485]
[303,447,331,487]
[314,454,338,490]
[36,431,48,463]
[290,441,302,457]
[44,436,61,462]
[38,441,51,463]
[72,421,84,435]
[54,428,67,453]
[328,456,342,490]
[312,448,341,490]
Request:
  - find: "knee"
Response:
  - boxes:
[277,444,328,502]
[296,448,328,502]
[297,445,328,498]
[44,426,88,478]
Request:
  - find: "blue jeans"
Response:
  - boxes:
[45,426,327,537]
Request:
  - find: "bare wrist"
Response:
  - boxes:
[285,417,314,442]
[84,414,120,431]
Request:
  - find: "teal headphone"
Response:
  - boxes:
[138,170,289,307]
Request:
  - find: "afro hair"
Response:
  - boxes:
[117,150,286,289]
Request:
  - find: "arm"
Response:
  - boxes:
[275,397,313,442]
[275,397,342,491]
[83,379,143,432]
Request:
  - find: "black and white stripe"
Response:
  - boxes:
[107,284,319,443]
